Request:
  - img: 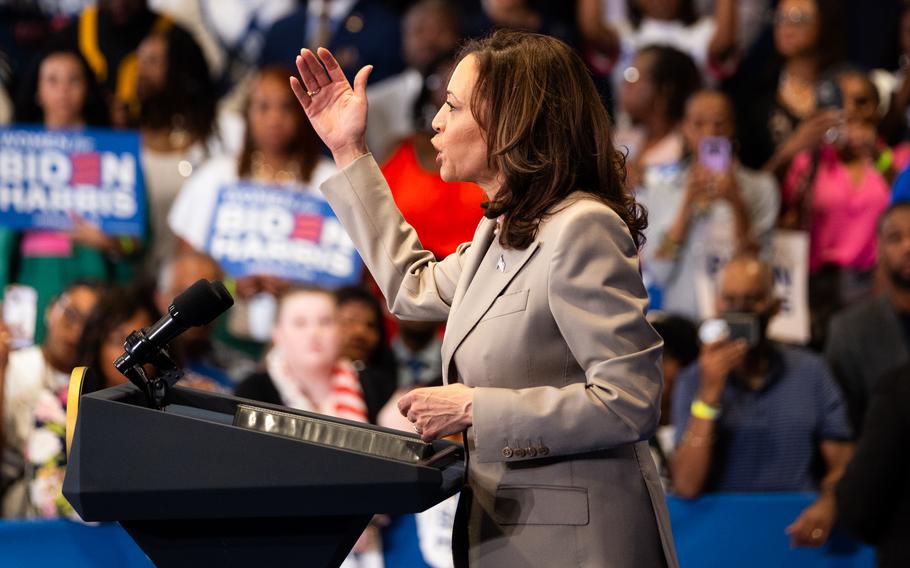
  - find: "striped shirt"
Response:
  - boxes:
[672,343,853,492]
[266,350,368,423]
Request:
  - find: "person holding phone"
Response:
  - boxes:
[638,88,779,320]
[671,254,855,548]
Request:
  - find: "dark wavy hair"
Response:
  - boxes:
[138,26,216,142]
[637,44,703,125]
[461,30,647,249]
[13,45,109,127]
[75,283,161,391]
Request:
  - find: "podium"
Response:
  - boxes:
[62,370,464,567]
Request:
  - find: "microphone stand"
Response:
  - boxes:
[119,330,185,410]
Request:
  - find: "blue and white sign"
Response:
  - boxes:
[0,126,146,236]
[205,182,362,286]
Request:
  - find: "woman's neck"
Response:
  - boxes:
[783,55,819,85]
[252,149,300,183]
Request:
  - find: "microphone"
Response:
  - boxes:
[114,279,234,373]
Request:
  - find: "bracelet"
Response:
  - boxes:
[691,399,721,421]
[876,148,894,174]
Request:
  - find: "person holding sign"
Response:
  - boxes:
[10,46,139,344]
[291,31,677,567]
[168,66,338,343]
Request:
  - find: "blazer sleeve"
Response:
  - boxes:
[319,153,473,321]
[470,203,664,463]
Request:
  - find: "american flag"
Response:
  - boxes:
[291,213,323,242]
[70,153,101,185]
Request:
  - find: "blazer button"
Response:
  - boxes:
[526,446,537,458]
[514,448,526,458]
[537,445,550,456]
[501,447,513,458]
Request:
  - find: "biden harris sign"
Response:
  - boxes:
[0,127,145,237]
[205,182,362,287]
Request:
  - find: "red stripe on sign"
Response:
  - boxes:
[70,153,101,185]
[291,214,323,241]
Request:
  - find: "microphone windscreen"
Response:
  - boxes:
[172,279,235,326]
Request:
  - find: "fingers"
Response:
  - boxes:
[397,391,414,416]
[289,76,311,110]
[317,47,347,84]
[294,52,324,97]
[352,65,374,98]
[300,48,331,88]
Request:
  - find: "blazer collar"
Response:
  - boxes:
[441,227,541,383]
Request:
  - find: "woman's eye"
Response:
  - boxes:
[446,101,456,111]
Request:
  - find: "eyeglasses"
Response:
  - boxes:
[773,8,816,27]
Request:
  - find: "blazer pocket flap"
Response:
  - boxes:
[493,485,589,526]
[480,289,529,322]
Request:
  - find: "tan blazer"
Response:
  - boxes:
[321,154,679,568]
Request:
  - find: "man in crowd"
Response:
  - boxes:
[826,202,910,432]
[671,254,854,547]
[1,280,102,517]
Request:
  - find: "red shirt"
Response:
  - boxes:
[381,140,487,257]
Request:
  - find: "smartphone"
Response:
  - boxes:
[815,78,843,109]
[722,312,760,348]
[698,137,731,173]
[3,284,38,349]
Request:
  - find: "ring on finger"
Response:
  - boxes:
[306,87,321,97]
[810,528,823,540]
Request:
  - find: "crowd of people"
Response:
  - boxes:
[0,0,908,566]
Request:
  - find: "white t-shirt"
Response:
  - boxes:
[167,154,337,250]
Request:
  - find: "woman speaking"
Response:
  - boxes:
[291,31,678,568]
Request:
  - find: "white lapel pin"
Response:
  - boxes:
[496,253,506,272]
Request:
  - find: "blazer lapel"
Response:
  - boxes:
[450,219,496,314]
[441,239,541,383]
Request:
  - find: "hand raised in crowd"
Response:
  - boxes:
[290,48,373,167]
[785,493,837,548]
[398,383,473,442]
[70,215,114,253]
[696,338,748,407]
[783,109,842,157]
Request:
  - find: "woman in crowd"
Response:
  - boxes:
[335,285,398,425]
[76,284,160,392]
[615,44,702,185]
[639,88,779,319]
[781,68,892,347]
[292,30,676,566]
[10,46,135,343]
[168,65,336,343]
[135,26,221,269]
[735,0,845,175]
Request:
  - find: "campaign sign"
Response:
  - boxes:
[205,182,362,286]
[0,126,145,236]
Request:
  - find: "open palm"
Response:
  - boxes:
[290,47,372,162]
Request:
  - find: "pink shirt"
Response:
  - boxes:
[784,147,890,273]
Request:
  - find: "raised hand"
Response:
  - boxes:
[290,47,373,168]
